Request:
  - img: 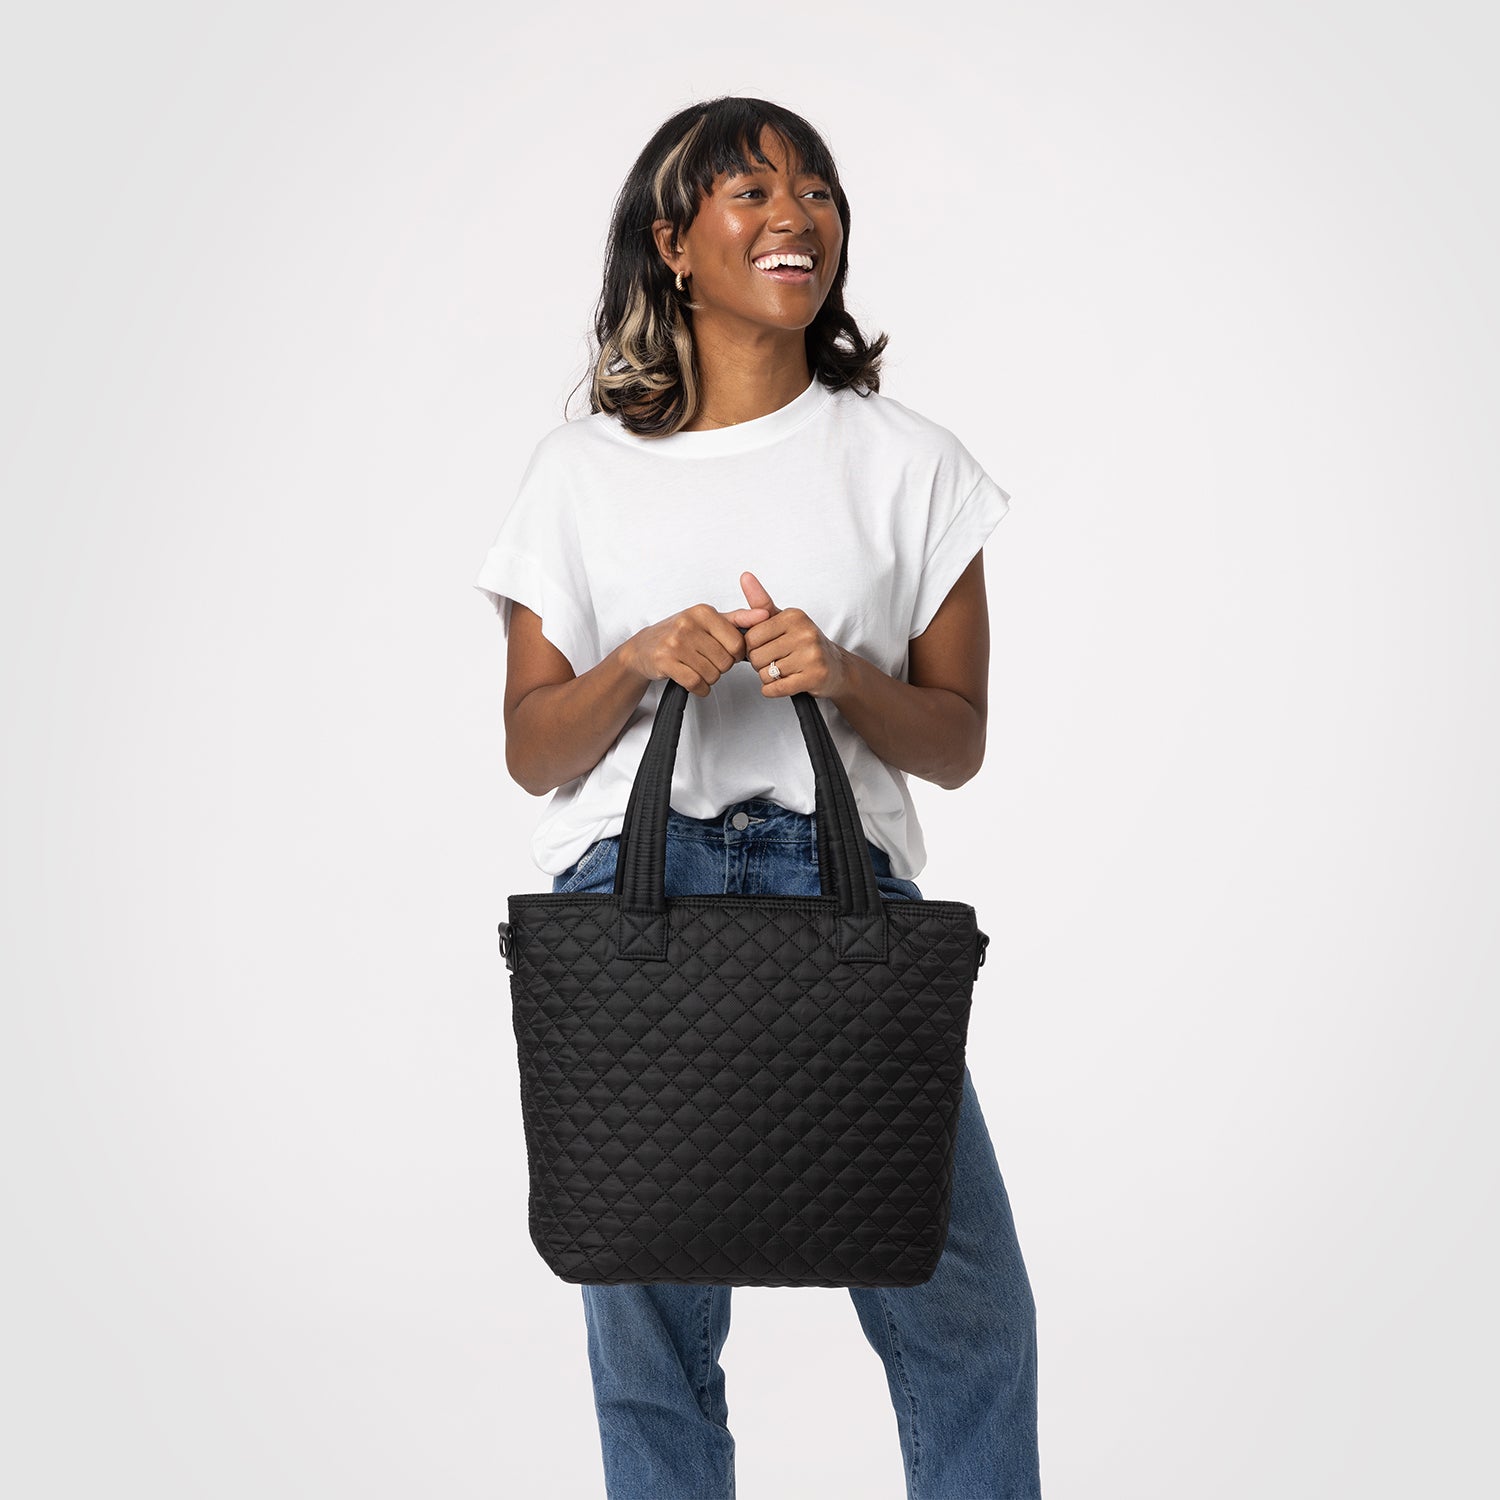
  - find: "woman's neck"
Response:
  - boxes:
[682,324,812,431]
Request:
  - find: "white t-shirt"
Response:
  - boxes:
[474,375,1010,880]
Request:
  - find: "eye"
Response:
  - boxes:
[734,185,830,201]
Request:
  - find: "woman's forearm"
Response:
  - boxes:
[508,643,651,797]
[829,647,983,791]
[511,640,982,799]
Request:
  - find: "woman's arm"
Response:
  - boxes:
[830,551,990,790]
[502,600,769,796]
[502,604,651,797]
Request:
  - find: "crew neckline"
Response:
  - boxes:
[605,375,833,457]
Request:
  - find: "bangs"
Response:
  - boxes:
[590,95,886,433]
[651,98,840,226]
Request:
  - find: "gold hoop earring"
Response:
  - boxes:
[675,270,688,293]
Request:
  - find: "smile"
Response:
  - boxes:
[752,251,816,283]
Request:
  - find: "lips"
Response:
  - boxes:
[752,250,817,284]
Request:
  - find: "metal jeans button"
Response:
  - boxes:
[730,811,750,830]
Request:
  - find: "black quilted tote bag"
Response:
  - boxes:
[496,679,991,1288]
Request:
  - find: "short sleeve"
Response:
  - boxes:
[472,438,599,675]
[908,470,1011,641]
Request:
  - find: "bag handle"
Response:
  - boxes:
[610,678,890,964]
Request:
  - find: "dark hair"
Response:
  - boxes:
[582,96,887,437]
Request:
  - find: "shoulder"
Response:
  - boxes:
[525,410,625,466]
[824,387,988,483]
[509,412,634,501]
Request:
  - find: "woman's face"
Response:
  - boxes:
[655,125,845,339]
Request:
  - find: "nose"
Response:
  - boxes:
[769,186,815,235]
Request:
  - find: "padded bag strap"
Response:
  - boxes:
[612,678,889,963]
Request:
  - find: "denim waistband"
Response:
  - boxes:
[665,797,817,857]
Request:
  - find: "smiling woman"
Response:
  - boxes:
[651,126,842,432]
[587,96,885,436]
[473,94,1039,1500]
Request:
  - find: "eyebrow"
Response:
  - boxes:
[724,160,825,180]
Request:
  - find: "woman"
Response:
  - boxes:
[475,96,1041,1500]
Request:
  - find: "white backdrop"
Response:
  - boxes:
[3,2,1496,1496]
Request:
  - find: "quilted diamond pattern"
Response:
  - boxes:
[497,681,989,1288]
[507,893,983,1287]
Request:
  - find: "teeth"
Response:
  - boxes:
[754,252,814,271]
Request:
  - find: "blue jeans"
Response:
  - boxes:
[551,796,1042,1500]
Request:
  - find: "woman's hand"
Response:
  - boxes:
[738,570,852,699]
[622,603,771,697]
